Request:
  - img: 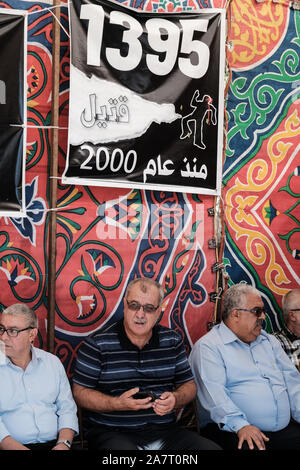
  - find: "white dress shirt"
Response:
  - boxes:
[190,322,300,433]
[0,345,78,444]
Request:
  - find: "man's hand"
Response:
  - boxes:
[52,442,70,451]
[117,388,154,411]
[153,392,176,416]
[73,383,153,412]
[237,425,269,450]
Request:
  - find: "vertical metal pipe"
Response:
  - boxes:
[47,0,61,353]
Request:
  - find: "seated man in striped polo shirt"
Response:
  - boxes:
[72,277,220,450]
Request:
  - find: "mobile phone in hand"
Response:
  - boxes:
[132,391,157,401]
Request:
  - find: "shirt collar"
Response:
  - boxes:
[117,319,160,351]
[30,345,42,365]
[219,321,267,346]
[0,345,42,367]
[219,322,238,344]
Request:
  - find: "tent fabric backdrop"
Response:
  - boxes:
[223,0,300,333]
[0,0,298,380]
[0,0,221,377]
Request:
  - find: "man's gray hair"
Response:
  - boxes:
[125,278,164,306]
[222,284,260,321]
[2,304,38,328]
[282,289,300,322]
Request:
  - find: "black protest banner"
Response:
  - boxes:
[63,0,225,195]
[0,9,26,214]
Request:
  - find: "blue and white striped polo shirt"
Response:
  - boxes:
[73,320,194,429]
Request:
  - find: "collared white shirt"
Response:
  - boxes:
[190,322,300,433]
[0,345,78,444]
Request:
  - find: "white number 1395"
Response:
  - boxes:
[80,4,210,79]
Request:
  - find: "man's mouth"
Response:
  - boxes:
[134,319,146,325]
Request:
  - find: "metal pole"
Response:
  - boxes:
[47,0,61,353]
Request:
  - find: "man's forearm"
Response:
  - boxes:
[57,428,75,442]
[72,383,118,412]
[73,384,154,413]
[0,436,30,450]
[173,380,197,408]
[52,428,76,450]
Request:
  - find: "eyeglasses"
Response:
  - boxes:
[126,300,159,314]
[290,309,300,312]
[0,326,34,337]
[236,307,266,317]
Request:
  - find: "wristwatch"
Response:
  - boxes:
[56,439,72,449]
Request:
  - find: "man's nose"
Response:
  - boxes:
[135,306,145,316]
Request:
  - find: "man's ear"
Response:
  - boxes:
[29,327,38,344]
[289,311,296,323]
[231,308,240,320]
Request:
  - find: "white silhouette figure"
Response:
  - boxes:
[180,90,217,149]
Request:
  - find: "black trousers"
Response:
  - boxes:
[201,421,300,450]
[25,439,57,450]
[87,423,222,451]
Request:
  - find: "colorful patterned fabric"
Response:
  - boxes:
[223,0,300,333]
[0,0,219,380]
[0,0,298,386]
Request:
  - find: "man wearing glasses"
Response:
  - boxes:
[0,304,78,450]
[274,289,300,371]
[72,277,221,450]
[190,283,300,450]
